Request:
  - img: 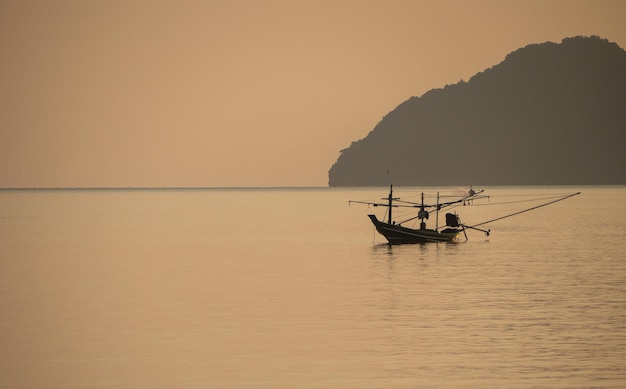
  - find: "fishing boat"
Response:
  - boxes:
[350,185,488,244]
[350,186,580,245]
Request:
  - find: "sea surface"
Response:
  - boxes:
[1,186,625,388]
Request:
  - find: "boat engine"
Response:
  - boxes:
[445,213,460,227]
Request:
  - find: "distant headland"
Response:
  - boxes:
[328,36,626,186]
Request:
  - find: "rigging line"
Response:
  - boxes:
[397,214,420,225]
[472,194,571,206]
[485,192,575,198]
[395,209,420,222]
[468,192,581,228]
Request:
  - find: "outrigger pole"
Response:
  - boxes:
[464,191,581,233]
[463,224,490,236]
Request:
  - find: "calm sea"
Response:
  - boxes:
[1,186,625,388]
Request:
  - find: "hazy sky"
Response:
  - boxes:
[1,0,625,188]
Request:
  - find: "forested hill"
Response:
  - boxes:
[328,36,626,186]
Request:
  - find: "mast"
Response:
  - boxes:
[387,185,393,224]
[419,192,426,230]
[435,192,440,231]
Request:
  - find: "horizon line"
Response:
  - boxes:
[0,186,332,191]
[1,183,623,191]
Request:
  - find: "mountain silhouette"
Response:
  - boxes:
[328,36,626,186]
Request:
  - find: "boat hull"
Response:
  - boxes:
[368,215,461,244]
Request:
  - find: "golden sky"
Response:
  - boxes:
[1,0,625,187]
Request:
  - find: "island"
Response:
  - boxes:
[328,36,626,186]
